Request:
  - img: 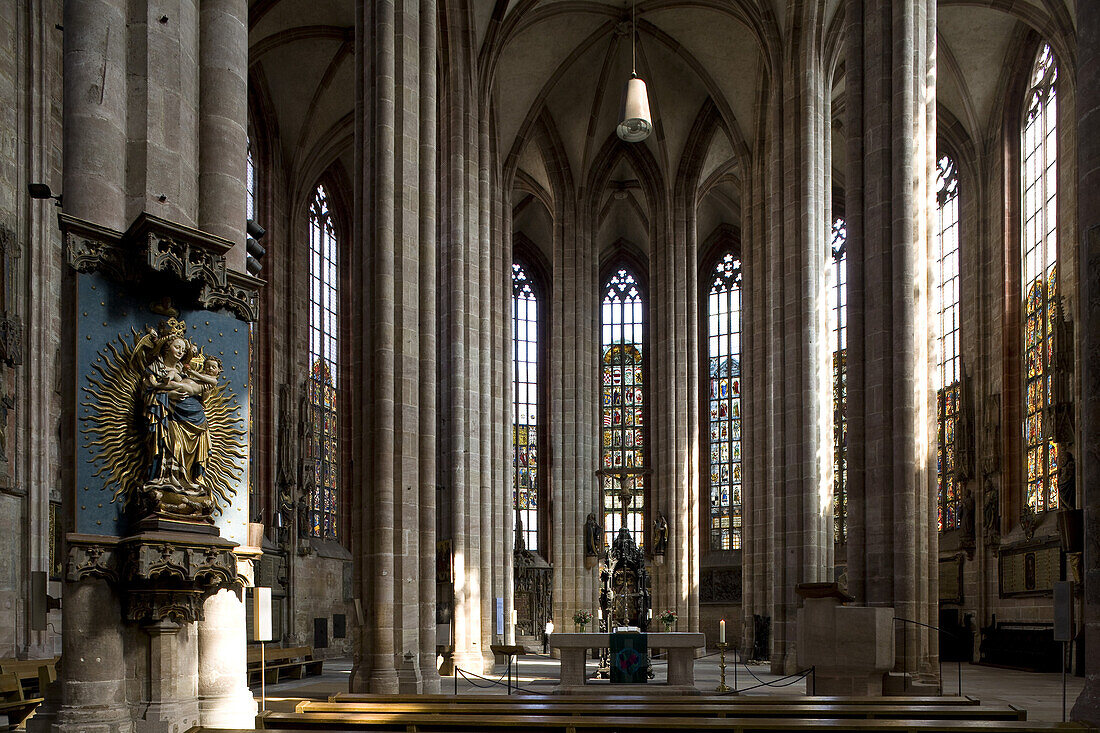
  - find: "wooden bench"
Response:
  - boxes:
[0,672,44,731]
[329,693,982,706]
[0,657,59,699]
[255,710,1087,732]
[246,646,324,685]
[295,700,1026,721]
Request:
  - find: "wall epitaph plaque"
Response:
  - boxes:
[999,540,1062,597]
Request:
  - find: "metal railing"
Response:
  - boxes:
[893,616,964,696]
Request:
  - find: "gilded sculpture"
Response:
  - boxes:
[82,317,245,524]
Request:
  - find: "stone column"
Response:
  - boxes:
[844,0,938,680]
[655,107,710,630]
[1071,2,1100,725]
[351,0,437,692]
[416,0,440,694]
[136,619,199,733]
[741,135,772,656]
[49,579,131,733]
[749,5,834,673]
[62,0,127,230]
[546,118,596,633]
[198,0,248,269]
[123,0,200,227]
[197,583,255,727]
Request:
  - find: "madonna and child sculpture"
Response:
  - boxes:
[83,317,245,526]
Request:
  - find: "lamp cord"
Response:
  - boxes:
[631,2,636,75]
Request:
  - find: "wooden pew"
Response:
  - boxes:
[254,710,1087,732]
[0,657,59,699]
[0,672,44,731]
[329,692,981,706]
[246,647,324,685]
[295,699,1026,720]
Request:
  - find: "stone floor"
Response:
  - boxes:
[255,652,1086,723]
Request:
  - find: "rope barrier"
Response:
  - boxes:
[453,665,544,695]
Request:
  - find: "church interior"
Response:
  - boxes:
[1,0,1100,729]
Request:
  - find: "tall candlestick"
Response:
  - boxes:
[720,619,726,643]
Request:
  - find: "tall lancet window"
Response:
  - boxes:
[308,184,340,539]
[512,262,542,554]
[1022,43,1059,512]
[246,140,256,221]
[706,252,742,551]
[935,156,962,531]
[829,217,847,543]
[601,266,646,550]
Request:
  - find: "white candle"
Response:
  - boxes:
[597,609,603,621]
[720,619,726,643]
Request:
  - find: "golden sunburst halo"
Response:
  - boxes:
[81,326,246,516]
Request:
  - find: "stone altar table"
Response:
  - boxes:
[548,632,706,695]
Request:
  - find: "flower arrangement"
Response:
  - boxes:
[573,610,593,626]
[657,609,677,629]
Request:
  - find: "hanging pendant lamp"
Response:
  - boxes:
[616,2,652,142]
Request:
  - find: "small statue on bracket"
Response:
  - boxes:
[652,511,669,563]
[584,512,601,569]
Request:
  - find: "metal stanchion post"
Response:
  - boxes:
[260,641,266,712]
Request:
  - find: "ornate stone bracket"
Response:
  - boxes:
[67,532,241,624]
[60,212,264,323]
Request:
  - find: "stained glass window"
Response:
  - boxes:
[1022,44,1059,513]
[935,156,962,531]
[512,262,541,554]
[829,217,847,543]
[246,140,256,221]
[309,184,340,539]
[706,252,742,551]
[601,267,646,550]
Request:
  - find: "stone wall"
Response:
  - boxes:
[0,0,63,660]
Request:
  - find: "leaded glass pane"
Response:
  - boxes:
[601,268,645,550]
[935,155,964,530]
[706,252,742,551]
[1022,44,1058,513]
[309,184,339,539]
[512,263,540,553]
[829,217,847,543]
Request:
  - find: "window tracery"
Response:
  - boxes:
[829,217,847,543]
[512,262,541,554]
[601,266,646,550]
[935,155,962,530]
[308,183,340,539]
[1021,43,1059,513]
[705,252,742,551]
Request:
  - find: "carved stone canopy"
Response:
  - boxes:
[60,212,264,322]
[67,531,241,625]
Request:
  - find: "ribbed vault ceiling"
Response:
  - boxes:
[247,0,1076,262]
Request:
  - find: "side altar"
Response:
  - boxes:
[549,632,706,695]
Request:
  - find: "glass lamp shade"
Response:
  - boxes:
[616,75,652,142]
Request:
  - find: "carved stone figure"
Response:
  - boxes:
[0,393,13,463]
[982,476,1000,545]
[652,511,669,556]
[143,335,213,495]
[1058,448,1076,510]
[960,488,976,550]
[297,492,312,540]
[584,512,601,558]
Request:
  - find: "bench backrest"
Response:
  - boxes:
[0,673,24,702]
